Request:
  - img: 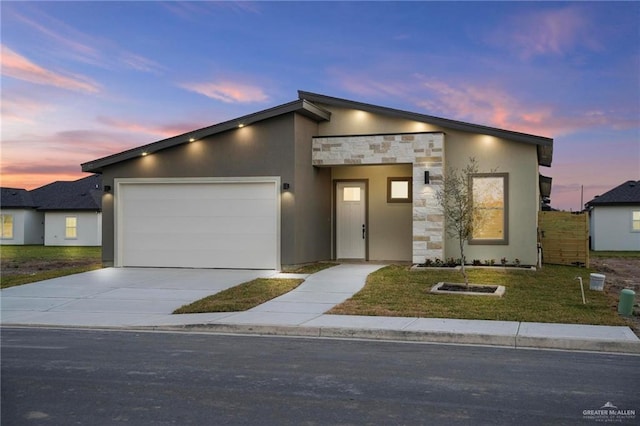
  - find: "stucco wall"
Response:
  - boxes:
[331,164,413,261]
[590,206,640,251]
[313,133,444,263]
[444,132,540,265]
[0,209,44,245]
[99,112,331,267]
[292,114,332,264]
[44,211,102,246]
[314,104,544,266]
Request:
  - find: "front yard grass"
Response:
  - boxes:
[173,278,304,314]
[1,246,102,289]
[329,264,629,327]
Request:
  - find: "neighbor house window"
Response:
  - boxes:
[633,211,640,232]
[1,214,13,239]
[387,177,412,203]
[470,173,508,245]
[65,216,77,239]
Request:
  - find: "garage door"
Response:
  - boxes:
[116,179,279,269]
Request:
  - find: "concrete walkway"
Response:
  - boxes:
[1,264,639,354]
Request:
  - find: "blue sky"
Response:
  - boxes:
[2,1,638,211]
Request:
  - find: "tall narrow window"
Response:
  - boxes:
[65,216,77,239]
[470,173,508,244]
[1,214,13,239]
[633,211,640,232]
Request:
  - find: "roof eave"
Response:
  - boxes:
[81,99,331,173]
[539,174,552,198]
[298,90,554,166]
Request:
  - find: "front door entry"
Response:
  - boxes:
[336,181,367,259]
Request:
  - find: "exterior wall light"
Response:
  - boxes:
[283,183,290,190]
[141,152,148,156]
[104,185,112,193]
[189,138,195,142]
[424,171,430,184]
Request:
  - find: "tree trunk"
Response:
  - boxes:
[459,237,469,289]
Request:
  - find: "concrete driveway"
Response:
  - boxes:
[0,268,278,327]
[0,264,385,328]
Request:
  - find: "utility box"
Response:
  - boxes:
[589,273,605,291]
[618,289,636,316]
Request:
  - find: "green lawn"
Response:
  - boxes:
[174,278,304,314]
[1,245,102,289]
[329,264,629,327]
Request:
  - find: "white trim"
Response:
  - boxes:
[114,177,281,269]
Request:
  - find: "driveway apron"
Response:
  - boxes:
[1,268,275,327]
[0,264,386,328]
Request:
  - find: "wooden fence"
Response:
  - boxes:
[538,211,589,267]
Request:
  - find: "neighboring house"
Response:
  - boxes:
[81,91,553,269]
[585,180,640,251]
[29,175,103,246]
[0,188,44,245]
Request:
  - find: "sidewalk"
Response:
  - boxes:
[2,264,639,354]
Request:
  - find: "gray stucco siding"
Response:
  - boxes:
[99,113,328,267]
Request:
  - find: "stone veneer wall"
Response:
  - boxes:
[312,133,444,264]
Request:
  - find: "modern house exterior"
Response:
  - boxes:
[0,188,43,245]
[585,180,640,251]
[82,91,553,269]
[0,175,102,246]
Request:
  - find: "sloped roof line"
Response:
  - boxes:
[298,91,554,167]
[585,180,640,207]
[298,91,553,145]
[29,174,102,211]
[82,99,330,173]
[0,187,36,208]
[82,91,554,173]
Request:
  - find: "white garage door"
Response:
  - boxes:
[117,179,279,269]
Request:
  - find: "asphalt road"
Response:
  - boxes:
[2,327,638,425]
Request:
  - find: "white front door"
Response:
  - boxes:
[336,181,366,259]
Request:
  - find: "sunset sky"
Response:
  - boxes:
[1,1,638,211]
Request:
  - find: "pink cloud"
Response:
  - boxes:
[0,128,146,189]
[10,8,162,73]
[1,95,51,123]
[163,1,261,20]
[327,67,410,99]
[415,78,637,137]
[1,44,100,93]
[490,6,601,59]
[180,80,268,103]
[119,52,164,74]
[13,10,100,60]
[96,116,209,139]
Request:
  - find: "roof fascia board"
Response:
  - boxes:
[82,99,330,173]
[587,201,640,207]
[298,91,553,147]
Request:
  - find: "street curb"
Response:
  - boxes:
[4,322,639,354]
[147,323,640,354]
[514,335,640,354]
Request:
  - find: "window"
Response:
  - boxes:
[343,187,361,201]
[633,211,640,232]
[470,173,508,244]
[65,216,77,239]
[387,177,412,203]
[1,214,13,239]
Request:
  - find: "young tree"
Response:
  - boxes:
[435,157,491,288]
